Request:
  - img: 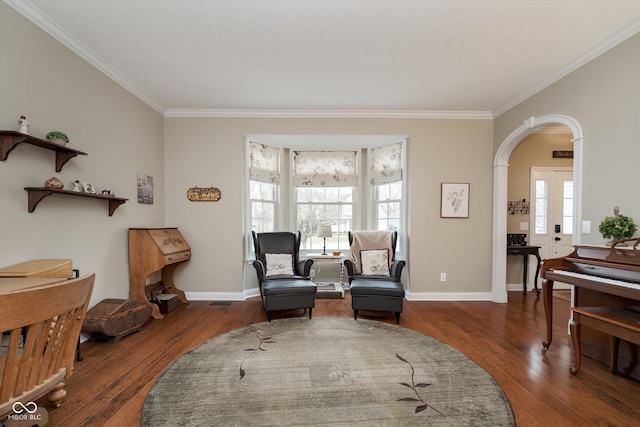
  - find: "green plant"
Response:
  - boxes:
[45,131,69,143]
[598,214,637,239]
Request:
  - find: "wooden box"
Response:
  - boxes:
[82,299,152,341]
[152,293,179,314]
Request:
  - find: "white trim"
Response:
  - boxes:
[494,18,640,117]
[165,109,493,119]
[4,0,165,114]
[406,291,494,301]
[492,114,583,302]
[186,288,260,301]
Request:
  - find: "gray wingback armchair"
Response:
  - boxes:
[344,230,406,323]
[252,231,317,321]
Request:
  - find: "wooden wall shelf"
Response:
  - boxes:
[1,130,87,172]
[25,187,128,216]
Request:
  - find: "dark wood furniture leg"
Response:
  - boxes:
[542,278,554,351]
[570,317,582,375]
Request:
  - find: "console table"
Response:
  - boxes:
[507,245,541,294]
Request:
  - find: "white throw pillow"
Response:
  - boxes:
[265,253,294,276]
[360,249,390,276]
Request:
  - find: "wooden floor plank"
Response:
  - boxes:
[26,291,640,427]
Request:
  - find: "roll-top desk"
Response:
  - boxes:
[128,227,191,319]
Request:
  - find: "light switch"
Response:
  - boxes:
[520,222,528,231]
[582,220,591,234]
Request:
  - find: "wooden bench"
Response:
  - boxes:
[569,306,640,375]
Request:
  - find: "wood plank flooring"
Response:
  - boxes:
[32,291,640,426]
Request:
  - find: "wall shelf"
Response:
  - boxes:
[1,130,87,172]
[25,187,128,216]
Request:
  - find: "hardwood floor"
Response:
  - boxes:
[34,291,640,426]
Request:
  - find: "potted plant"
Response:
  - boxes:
[598,208,637,244]
[45,131,70,146]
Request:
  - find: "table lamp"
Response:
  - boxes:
[316,225,333,255]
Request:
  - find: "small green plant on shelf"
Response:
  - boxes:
[45,131,70,145]
[598,206,637,241]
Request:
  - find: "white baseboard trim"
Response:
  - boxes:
[406,291,494,301]
[186,288,260,301]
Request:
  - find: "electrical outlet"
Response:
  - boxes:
[440,272,447,282]
[310,270,316,279]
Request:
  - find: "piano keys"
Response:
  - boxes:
[541,238,640,377]
[128,228,191,319]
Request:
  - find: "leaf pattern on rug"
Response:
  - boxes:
[239,335,275,379]
[396,353,444,416]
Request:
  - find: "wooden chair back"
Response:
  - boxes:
[0,273,94,416]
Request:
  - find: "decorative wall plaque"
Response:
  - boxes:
[187,187,221,202]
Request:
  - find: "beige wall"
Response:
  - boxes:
[164,118,495,297]
[495,33,640,246]
[0,4,165,306]
[3,2,636,304]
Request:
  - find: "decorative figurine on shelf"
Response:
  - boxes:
[72,180,82,192]
[44,177,64,190]
[18,116,28,134]
[101,189,114,196]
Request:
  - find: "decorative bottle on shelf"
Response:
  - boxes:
[18,115,28,134]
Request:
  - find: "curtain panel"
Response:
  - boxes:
[293,151,358,187]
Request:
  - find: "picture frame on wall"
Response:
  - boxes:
[440,182,469,218]
[137,173,154,204]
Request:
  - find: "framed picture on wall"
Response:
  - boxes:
[440,182,469,218]
[137,173,154,204]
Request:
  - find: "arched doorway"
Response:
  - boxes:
[491,115,584,302]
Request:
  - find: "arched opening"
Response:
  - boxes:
[491,115,584,302]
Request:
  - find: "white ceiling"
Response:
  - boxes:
[7,0,640,117]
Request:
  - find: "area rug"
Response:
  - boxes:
[142,318,515,426]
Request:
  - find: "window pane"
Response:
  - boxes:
[563,180,574,235]
[535,179,547,234]
[296,186,354,250]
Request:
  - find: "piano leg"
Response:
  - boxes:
[570,318,581,375]
[542,278,554,351]
[609,336,620,374]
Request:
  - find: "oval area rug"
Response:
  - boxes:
[143,317,515,426]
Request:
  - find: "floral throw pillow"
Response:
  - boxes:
[265,253,294,276]
[360,249,390,276]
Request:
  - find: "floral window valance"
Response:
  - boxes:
[370,142,403,185]
[249,141,280,184]
[293,150,358,187]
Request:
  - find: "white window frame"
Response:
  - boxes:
[245,135,408,259]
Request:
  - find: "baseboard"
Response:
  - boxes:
[186,287,260,301]
[406,291,494,301]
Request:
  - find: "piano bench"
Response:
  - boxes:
[569,306,640,375]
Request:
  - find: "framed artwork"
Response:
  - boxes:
[440,182,469,218]
[83,182,96,194]
[137,173,154,204]
[187,187,221,202]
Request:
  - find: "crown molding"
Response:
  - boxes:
[5,0,166,115]
[163,109,493,119]
[493,17,640,118]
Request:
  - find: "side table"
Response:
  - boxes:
[306,253,346,286]
[507,245,541,294]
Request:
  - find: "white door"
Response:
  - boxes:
[529,168,574,289]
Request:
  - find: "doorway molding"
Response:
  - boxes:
[491,114,584,302]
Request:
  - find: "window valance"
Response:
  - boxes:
[249,141,280,184]
[370,142,403,185]
[293,150,358,187]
